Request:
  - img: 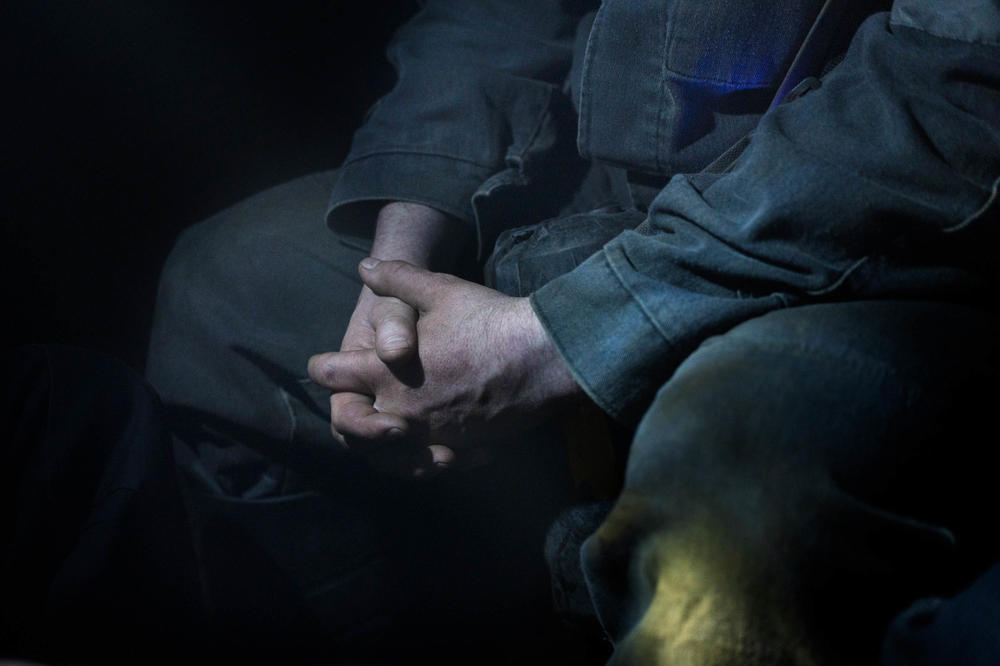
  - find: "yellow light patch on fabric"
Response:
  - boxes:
[609,520,820,666]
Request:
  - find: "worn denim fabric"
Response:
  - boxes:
[147,172,364,495]
[142,0,1000,663]
[532,8,1000,423]
[326,0,841,257]
[326,0,596,257]
[581,300,1000,664]
[2,345,577,663]
[486,206,644,296]
[145,172,581,663]
[576,0,826,174]
[882,562,1000,666]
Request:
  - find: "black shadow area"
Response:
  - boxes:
[2,0,418,370]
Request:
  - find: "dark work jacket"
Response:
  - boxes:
[328,0,1000,424]
[327,0,829,244]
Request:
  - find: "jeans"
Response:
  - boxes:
[138,171,1000,664]
[584,299,1000,664]
[143,171,585,664]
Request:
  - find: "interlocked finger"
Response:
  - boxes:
[329,391,408,448]
[368,296,418,363]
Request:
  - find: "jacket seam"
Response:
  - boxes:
[529,293,623,421]
[603,244,679,350]
[328,195,473,227]
[342,148,499,171]
[506,86,556,165]
[655,0,670,172]
[661,65,784,88]
[576,1,605,161]
[890,17,1000,47]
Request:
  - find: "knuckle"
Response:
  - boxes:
[434,272,458,288]
[378,344,412,363]
[380,260,406,282]
[378,316,410,337]
[343,402,371,423]
[329,394,359,427]
[388,297,416,316]
[379,328,414,350]
[309,356,334,384]
[329,424,348,448]
[328,393,346,420]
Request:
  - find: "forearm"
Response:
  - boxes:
[311,260,587,453]
[326,1,592,250]
[504,297,582,411]
[370,201,470,270]
[354,201,474,316]
[532,12,1000,425]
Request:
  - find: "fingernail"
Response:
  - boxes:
[361,257,380,269]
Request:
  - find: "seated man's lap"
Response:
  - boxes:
[144,172,1000,662]
[584,300,1000,665]
[147,170,366,495]
[142,172,581,661]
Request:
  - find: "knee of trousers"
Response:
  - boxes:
[148,171,350,361]
[151,197,318,341]
[581,300,1000,665]
[145,174,361,466]
[145,208,321,448]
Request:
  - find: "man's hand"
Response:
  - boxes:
[330,201,470,454]
[309,259,582,477]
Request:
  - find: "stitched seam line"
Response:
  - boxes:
[278,387,296,446]
[507,87,556,164]
[603,245,678,349]
[943,175,1000,233]
[891,18,1000,47]
[655,4,670,172]
[342,149,498,170]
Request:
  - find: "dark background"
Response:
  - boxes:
[2,0,419,371]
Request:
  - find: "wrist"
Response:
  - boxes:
[505,297,583,408]
[371,202,471,270]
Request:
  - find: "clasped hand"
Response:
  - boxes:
[308,258,579,478]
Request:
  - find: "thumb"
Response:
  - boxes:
[369,296,418,364]
[307,349,380,393]
[359,258,442,312]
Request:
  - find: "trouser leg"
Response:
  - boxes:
[145,172,577,661]
[146,170,362,490]
[143,172,405,660]
[882,560,1000,666]
[1,345,204,663]
[581,300,1000,665]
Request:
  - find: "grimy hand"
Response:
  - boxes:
[328,201,469,468]
[308,259,582,478]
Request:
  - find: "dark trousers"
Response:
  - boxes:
[2,355,586,664]
[6,176,999,665]
[139,172,586,664]
[139,171,1000,664]
[584,299,1000,664]
[2,346,204,663]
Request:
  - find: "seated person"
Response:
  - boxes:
[5,0,1000,663]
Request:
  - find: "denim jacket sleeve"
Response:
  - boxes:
[326,1,593,245]
[532,8,1000,424]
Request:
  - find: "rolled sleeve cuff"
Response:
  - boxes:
[532,238,792,424]
[326,151,495,241]
[530,249,674,425]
